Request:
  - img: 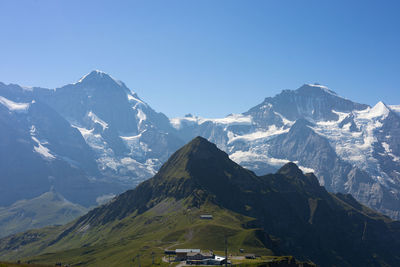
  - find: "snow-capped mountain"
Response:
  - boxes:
[0,86,128,208]
[1,73,399,221]
[0,71,183,210]
[33,70,183,183]
[172,84,400,219]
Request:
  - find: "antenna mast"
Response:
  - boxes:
[225,235,228,267]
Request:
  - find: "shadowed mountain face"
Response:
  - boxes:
[1,137,399,267]
[172,84,400,220]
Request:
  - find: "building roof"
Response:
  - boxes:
[214,256,226,262]
[175,249,201,253]
[187,252,213,257]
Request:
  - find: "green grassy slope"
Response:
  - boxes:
[0,263,52,267]
[2,200,272,267]
[0,190,87,238]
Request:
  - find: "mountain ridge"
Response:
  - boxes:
[1,71,400,234]
[172,83,400,219]
[1,137,399,267]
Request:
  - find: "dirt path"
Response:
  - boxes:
[175,261,187,267]
[162,257,187,266]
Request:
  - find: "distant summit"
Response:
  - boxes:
[301,83,338,96]
[253,84,369,121]
[76,70,126,88]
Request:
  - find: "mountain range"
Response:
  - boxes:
[172,84,400,219]
[0,70,399,235]
[0,137,399,267]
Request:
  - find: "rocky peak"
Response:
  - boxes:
[297,83,339,97]
[155,136,232,182]
[277,162,304,179]
[75,70,127,90]
[258,84,369,121]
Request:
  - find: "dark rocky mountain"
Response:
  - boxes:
[1,137,399,267]
[172,84,400,220]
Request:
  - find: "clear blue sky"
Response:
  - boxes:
[1,0,399,118]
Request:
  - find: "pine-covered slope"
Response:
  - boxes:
[0,137,399,267]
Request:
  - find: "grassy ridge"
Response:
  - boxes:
[0,263,51,267]
[10,200,272,267]
[0,191,87,238]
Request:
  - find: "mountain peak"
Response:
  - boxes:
[76,70,125,87]
[358,101,390,119]
[157,136,228,177]
[277,162,304,178]
[177,136,226,160]
[154,136,255,199]
[298,83,339,96]
[372,101,389,114]
[187,136,216,149]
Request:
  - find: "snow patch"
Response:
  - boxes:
[356,102,389,120]
[273,111,295,126]
[389,105,400,115]
[0,96,30,112]
[299,166,315,173]
[228,125,289,144]
[127,93,147,107]
[72,123,157,179]
[311,101,396,186]
[171,114,252,129]
[120,134,141,141]
[21,85,33,91]
[120,132,152,156]
[136,109,147,125]
[382,142,400,161]
[306,83,338,96]
[230,150,314,173]
[76,70,124,87]
[30,125,55,160]
[88,111,108,130]
[73,126,94,138]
